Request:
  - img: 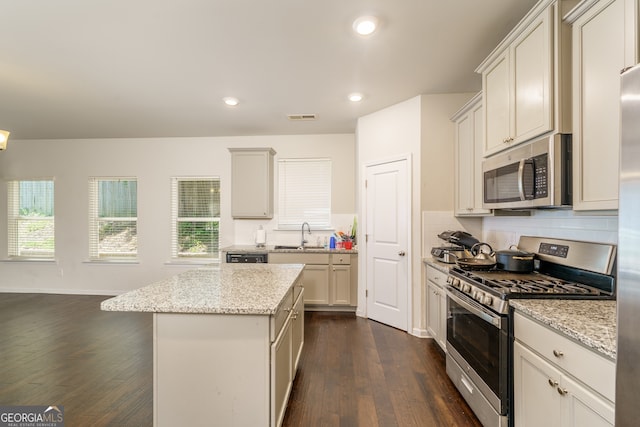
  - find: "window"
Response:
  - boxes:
[278,158,331,229]
[7,180,55,258]
[171,178,220,259]
[89,178,137,259]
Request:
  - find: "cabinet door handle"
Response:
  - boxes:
[557,387,568,396]
[548,379,558,387]
[552,349,564,358]
[398,251,406,256]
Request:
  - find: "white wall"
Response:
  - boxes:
[0,134,355,294]
[356,96,421,332]
[420,93,475,210]
[356,93,474,337]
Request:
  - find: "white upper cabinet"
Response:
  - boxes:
[229,148,276,218]
[451,93,491,216]
[477,0,574,157]
[566,0,638,210]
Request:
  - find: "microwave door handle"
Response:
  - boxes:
[517,159,526,201]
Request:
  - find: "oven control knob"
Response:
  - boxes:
[482,295,493,306]
[462,283,471,293]
[474,291,484,302]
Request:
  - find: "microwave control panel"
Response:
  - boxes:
[533,154,548,198]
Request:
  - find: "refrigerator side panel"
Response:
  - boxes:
[617,63,640,426]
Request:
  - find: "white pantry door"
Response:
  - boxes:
[365,158,409,331]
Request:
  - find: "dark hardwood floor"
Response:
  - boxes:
[283,312,481,427]
[0,294,480,426]
[0,293,153,426]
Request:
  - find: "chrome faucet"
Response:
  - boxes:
[301,222,311,248]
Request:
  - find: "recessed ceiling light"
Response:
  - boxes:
[0,130,9,144]
[348,93,364,102]
[353,16,378,36]
[223,97,239,106]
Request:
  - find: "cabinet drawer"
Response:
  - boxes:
[514,312,615,401]
[426,265,448,288]
[332,254,351,265]
[271,288,293,342]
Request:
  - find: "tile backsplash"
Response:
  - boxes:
[422,209,618,257]
[482,209,618,249]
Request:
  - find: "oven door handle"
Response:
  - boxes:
[446,288,503,328]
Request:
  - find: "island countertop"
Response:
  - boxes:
[100,263,304,315]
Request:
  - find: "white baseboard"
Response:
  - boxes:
[411,327,431,338]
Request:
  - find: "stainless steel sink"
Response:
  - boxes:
[273,245,325,250]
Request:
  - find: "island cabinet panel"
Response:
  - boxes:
[154,313,271,427]
[153,286,304,427]
[291,290,304,373]
[271,317,293,427]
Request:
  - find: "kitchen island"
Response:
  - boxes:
[101,263,305,427]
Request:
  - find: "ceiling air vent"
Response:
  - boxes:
[287,114,317,121]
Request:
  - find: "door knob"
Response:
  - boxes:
[398,251,406,256]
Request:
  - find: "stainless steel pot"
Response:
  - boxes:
[494,248,535,273]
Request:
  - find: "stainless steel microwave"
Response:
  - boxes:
[482,134,572,209]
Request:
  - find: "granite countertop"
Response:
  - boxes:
[221,244,358,254]
[101,263,304,315]
[423,257,456,273]
[510,299,617,360]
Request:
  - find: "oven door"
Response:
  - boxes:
[446,287,509,414]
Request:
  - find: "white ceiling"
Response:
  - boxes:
[0,0,538,140]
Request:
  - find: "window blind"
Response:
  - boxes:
[278,158,331,228]
[171,177,220,259]
[7,180,55,258]
[88,178,137,259]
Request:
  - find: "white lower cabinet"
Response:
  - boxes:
[270,252,357,308]
[331,264,351,305]
[302,264,330,304]
[513,312,615,427]
[426,265,448,351]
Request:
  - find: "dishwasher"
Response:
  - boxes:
[225,252,268,263]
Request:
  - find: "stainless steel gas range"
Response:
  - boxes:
[444,236,616,427]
